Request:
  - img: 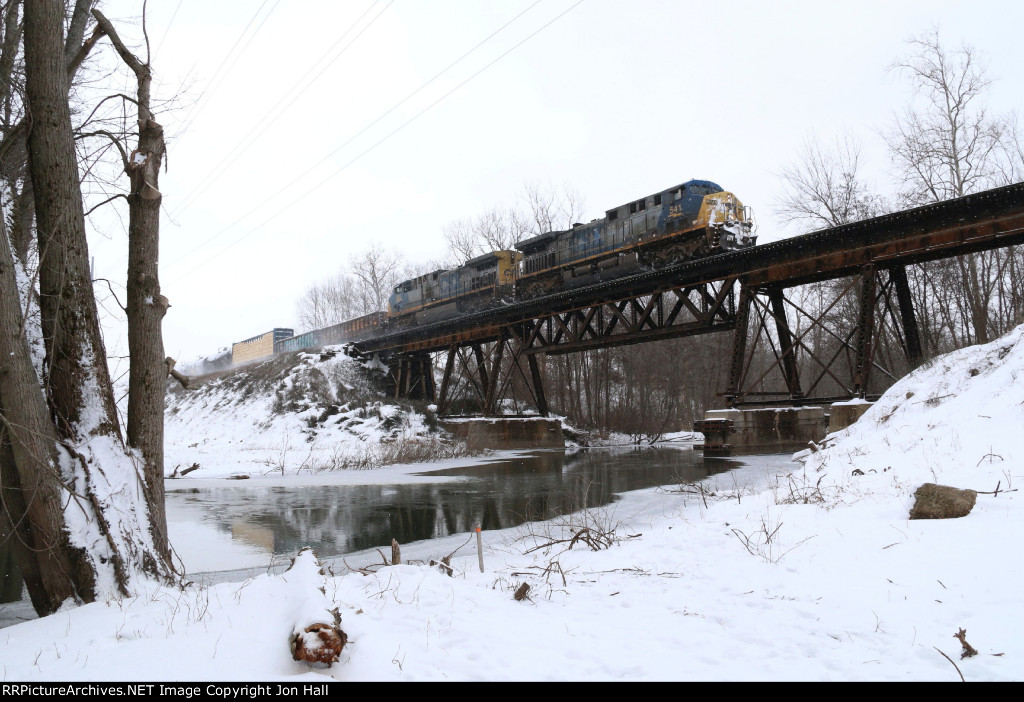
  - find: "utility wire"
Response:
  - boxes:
[168,0,585,283]
[153,0,185,62]
[171,0,280,144]
[170,0,391,218]
[166,0,563,275]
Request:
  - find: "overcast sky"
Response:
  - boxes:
[88,0,1024,364]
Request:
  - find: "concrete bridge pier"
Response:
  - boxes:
[695,401,874,456]
[440,416,565,451]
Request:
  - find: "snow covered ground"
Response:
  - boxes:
[2,327,1023,681]
[163,347,457,480]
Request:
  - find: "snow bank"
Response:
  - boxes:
[795,323,1024,502]
[165,347,451,480]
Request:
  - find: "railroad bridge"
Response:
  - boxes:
[353,182,1024,451]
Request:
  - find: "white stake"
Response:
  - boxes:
[476,526,484,573]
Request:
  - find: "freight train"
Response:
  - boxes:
[232,178,755,364]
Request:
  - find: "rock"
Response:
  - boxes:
[909,483,977,520]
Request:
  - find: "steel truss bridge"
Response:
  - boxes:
[353,182,1024,416]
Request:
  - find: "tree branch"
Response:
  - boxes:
[77,128,129,169]
[165,358,189,390]
[84,193,129,218]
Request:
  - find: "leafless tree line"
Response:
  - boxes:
[776,28,1024,366]
[295,181,586,332]
[296,244,407,330]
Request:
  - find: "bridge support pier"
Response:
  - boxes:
[852,266,876,396]
[726,265,929,409]
[386,352,435,402]
[696,406,827,456]
[767,285,803,402]
[890,265,923,370]
[432,336,549,418]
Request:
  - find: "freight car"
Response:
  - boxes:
[241,178,754,360]
[273,312,385,354]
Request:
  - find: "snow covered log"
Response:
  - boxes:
[286,548,347,666]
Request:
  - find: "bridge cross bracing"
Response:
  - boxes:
[361,182,1024,415]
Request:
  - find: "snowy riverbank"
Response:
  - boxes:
[2,325,1023,680]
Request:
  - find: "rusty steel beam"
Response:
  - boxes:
[527,352,548,417]
[744,211,1024,287]
[852,267,876,395]
[513,282,736,355]
[526,319,735,355]
[767,286,802,400]
[889,265,923,368]
[483,333,507,416]
[436,346,456,413]
[725,284,751,404]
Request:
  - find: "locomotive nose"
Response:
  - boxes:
[707,192,756,249]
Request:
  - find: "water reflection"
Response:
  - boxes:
[168,447,730,564]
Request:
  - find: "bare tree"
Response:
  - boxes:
[441,217,481,265]
[91,7,176,568]
[296,272,360,331]
[887,29,1012,205]
[440,182,587,266]
[774,134,888,231]
[521,180,586,234]
[885,28,1024,345]
[349,244,405,315]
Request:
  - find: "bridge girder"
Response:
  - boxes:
[370,182,1024,414]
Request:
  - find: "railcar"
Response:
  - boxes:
[514,179,754,298]
[320,311,386,344]
[274,312,384,353]
[387,250,521,326]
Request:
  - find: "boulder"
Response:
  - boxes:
[909,483,977,520]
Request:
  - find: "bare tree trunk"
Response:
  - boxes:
[26,0,120,439]
[0,215,85,614]
[92,8,173,566]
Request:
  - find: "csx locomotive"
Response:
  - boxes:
[386,178,754,325]
[267,179,754,355]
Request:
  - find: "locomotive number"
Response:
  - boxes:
[668,204,685,218]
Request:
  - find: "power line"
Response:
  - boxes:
[170,0,392,218]
[171,0,281,144]
[167,0,585,283]
[153,0,185,61]
[166,0,559,274]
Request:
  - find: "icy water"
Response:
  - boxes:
[164,447,735,571]
[1,447,737,615]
